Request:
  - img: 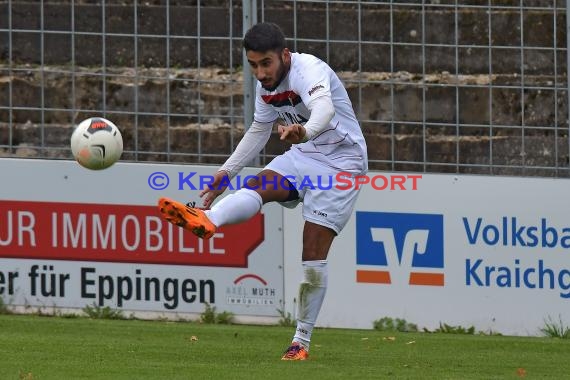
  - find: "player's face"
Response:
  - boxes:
[246,48,290,91]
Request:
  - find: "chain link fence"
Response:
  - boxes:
[0,0,568,176]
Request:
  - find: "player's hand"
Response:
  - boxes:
[199,170,230,209]
[278,123,307,144]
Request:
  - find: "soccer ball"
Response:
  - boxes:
[70,117,123,170]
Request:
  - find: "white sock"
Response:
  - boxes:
[205,188,262,227]
[292,260,328,351]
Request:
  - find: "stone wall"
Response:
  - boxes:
[1,3,564,73]
[0,2,567,175]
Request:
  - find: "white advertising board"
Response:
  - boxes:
[283,172,570,336]
[0,159,284,320]
[3,158,569,335]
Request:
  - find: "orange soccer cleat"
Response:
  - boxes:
[281,342,309,361]
[157,197,216,239]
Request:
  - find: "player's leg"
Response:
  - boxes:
[282,222,335,361]
[282,156,362,360]
[205,169,294,226]
[158,169,296,238]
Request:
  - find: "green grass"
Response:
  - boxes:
[0,314,569,379]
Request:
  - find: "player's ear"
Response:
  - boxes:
[282,48,291,64]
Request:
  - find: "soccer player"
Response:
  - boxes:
[158,22,368,360]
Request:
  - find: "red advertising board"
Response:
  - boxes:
[0,200,264,267]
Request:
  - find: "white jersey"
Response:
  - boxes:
[254,52,368,174]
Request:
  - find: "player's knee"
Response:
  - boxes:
[302,250,327,261]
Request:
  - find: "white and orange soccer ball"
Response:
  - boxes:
[71,117,123,170]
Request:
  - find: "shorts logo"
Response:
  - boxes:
[312,209,328,218]
[356,211,444,286]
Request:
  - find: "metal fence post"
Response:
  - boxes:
[567,0,570,165]
[243,0,258,164]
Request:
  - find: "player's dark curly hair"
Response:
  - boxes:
[243,22,286,53]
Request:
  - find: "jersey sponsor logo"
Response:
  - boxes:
[277,111,308,125]
[261,90,302,107]
[356,211,444,286]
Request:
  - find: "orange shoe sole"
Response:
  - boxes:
[157,197,216,239]
[281,344,309,361]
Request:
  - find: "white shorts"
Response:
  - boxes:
[264,148,362,235]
